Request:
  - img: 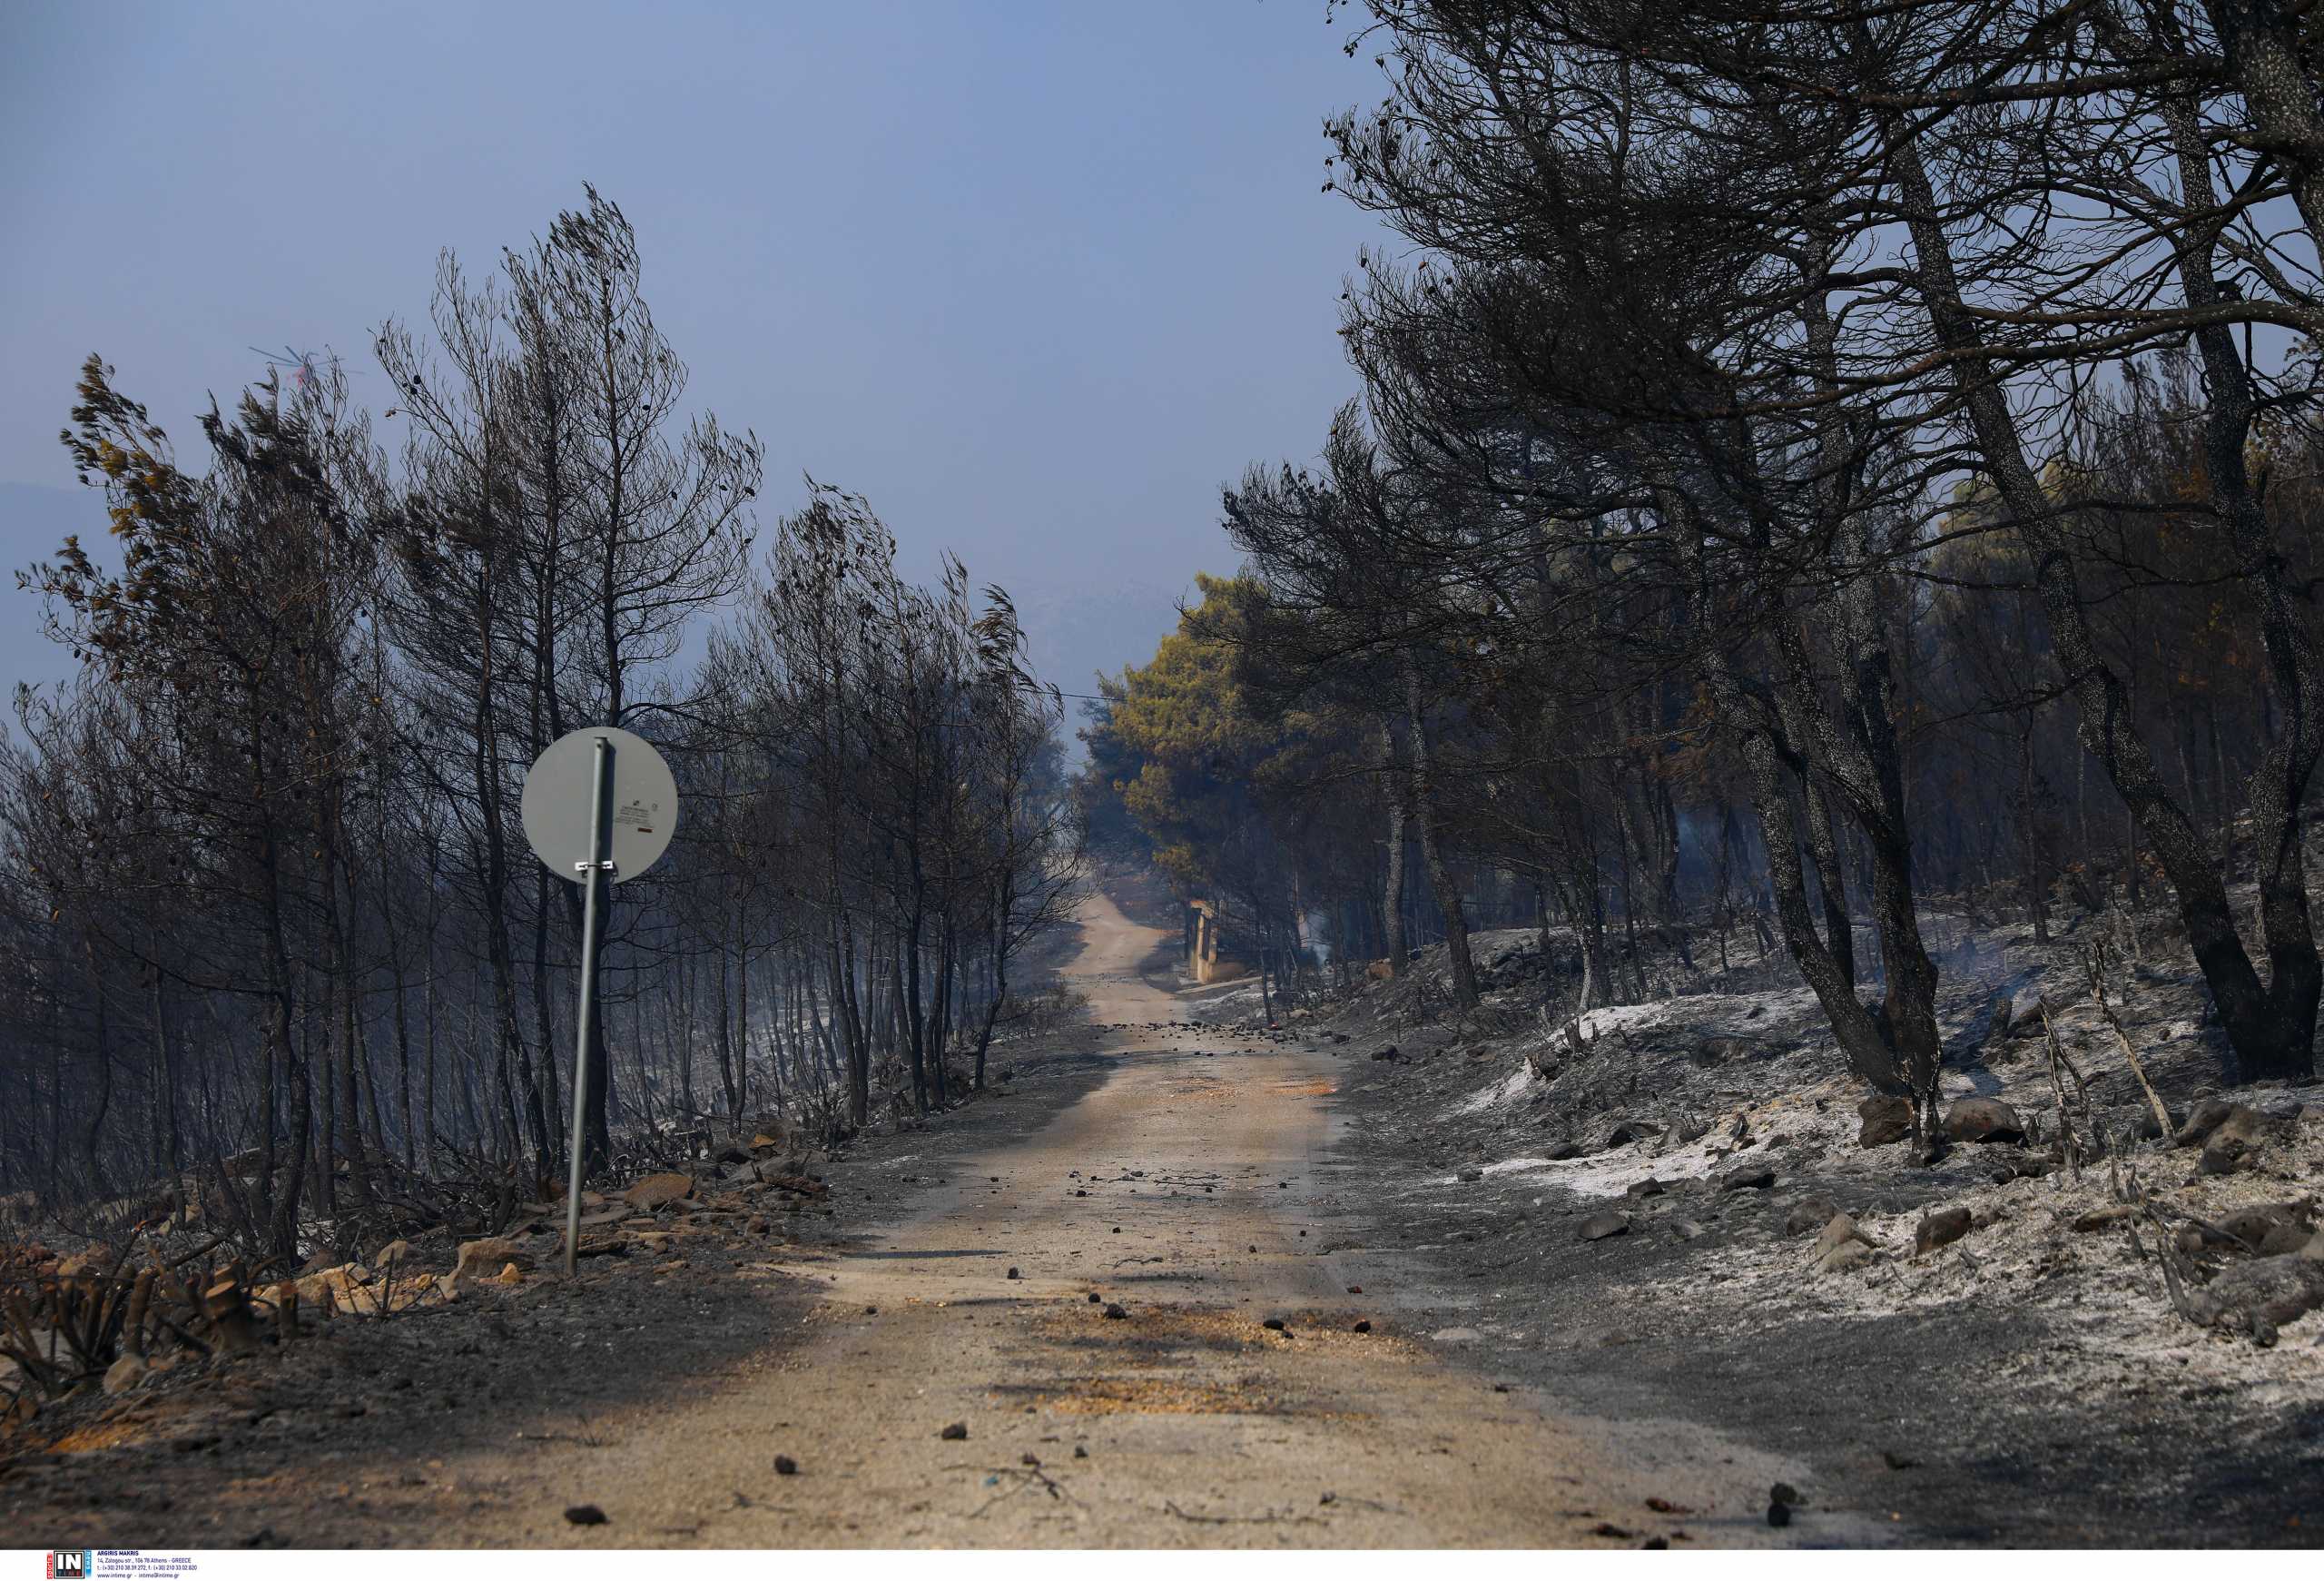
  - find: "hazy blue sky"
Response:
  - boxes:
[0,0,1396,694]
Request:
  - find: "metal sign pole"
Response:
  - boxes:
[562,735,615,1278]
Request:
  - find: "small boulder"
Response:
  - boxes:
[1625,1178,1668,1199]
[1809,1213,1875,1263]
[2197,1106,2271,1176]
[102,1353,151,1396]
[939,1422,969,1440]
[624,1171,696,1210]
[1785,1196,1841,1237]
[1692,1036,1756,1067]
[1579,1210,1631,1242]
[1856,1095,1913,1148]
[1371,1045,1401,1062]
[2002,986,2046,1039]
[1817,1240,1872,1276]
[2173,1098,2238,1148]
[1915,1205,1974,1255]
[1717,1165,1777,1192]
[452,1237,526,1283]
[1943,1098,2024,1145]
[2071,1204,2133,1233]
[1457,1168,1484,1182]
[2259,1222,2316,1257]
[2184,1252,2324,1339]
[2215,1202,2311,1251]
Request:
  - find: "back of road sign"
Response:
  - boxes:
[520,726,679,884]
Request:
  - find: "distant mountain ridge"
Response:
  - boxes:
[1007,573,1191,715]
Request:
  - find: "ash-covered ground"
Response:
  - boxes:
[1187,910,2324,1546]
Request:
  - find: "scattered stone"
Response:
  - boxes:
[2258,1222,2315,1257]
[1674,1115,1712,1145]
[1352,1319,1371,1333]
[1915,1205,1974,1255]
[939,1422,969,1440]
[773,1455,798,1477]
[1809,1213,1875,1263]
[1670,1220,1709,1241]
[1346,1284,1363,1294]
[1372,1045,1400,1062]
[1626,1178,1668,1199]
[1717,1166,1776,1192]
[1007,1267,1021,1280]
[1458,1168,1484,1182]
[1856,1095,1913,1148]
[2173,1098,2238,1148]
[2215,1203,2311,1250]
[1545,1141,1587,1161]
[2198,1106,2271,1176]
[1605,1118,1659,1146]
[1087,1292,1101,1303]
[1104,1303,1128,1319]
[1943,1098,2024,1145]
[1881,1449,1920,1470]
[1817,1241,1872,1276]
[2002,986,2046,1038]
[1767,1501,1791,1528]
[2184,1253,2324,1341]
[624,1171,696,1210]
[1073,1445,1088,1458]
[452,1237,527,1285]
[1580,1210,1631,1242]
[565,1505,607,1527]
[2073,1204,2134,1232]
[1262,1316,1287,1331]
[1693,1036,1756,1067]
[1785,1196,1840,1236]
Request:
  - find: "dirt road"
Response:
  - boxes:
[389,887,1872,1547]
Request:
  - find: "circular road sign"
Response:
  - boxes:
[520,726,679,885]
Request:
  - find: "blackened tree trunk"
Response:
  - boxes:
[1400,650,1478,1008]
